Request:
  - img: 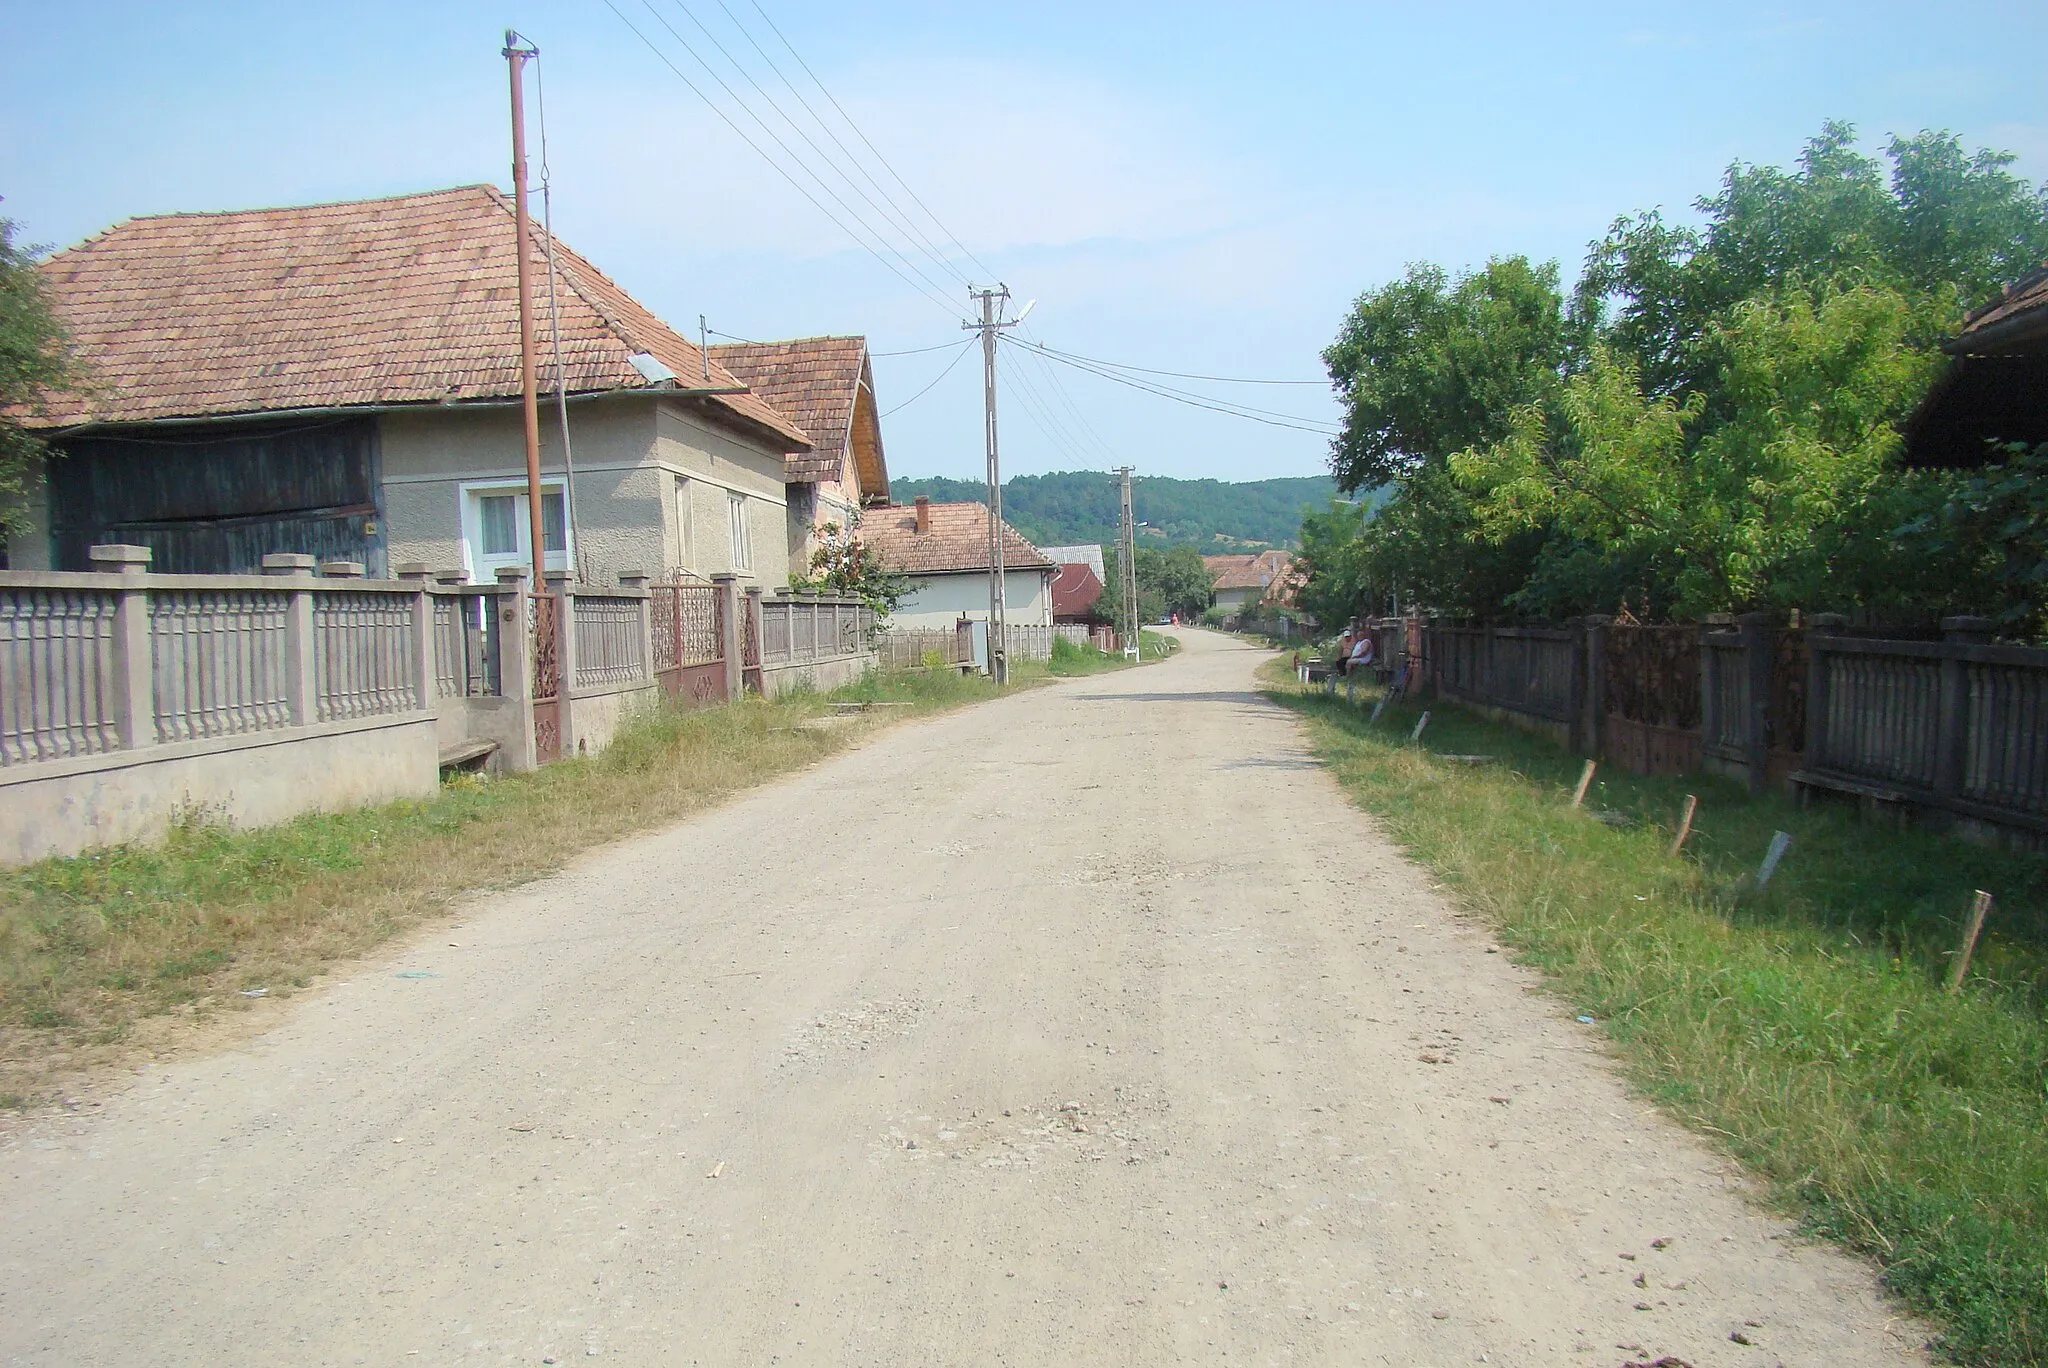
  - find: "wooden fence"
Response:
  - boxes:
[1389,612,2048,842]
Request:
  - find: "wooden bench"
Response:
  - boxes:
[437,738,499,773]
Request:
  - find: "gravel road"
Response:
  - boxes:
[1,629,1923,1366]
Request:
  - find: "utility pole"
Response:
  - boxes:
[965,286,1016,682]
[504,33,545,587]
[1115,465,1139,659]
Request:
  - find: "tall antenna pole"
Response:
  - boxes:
[504,33,545,587]
[1116,465,1139,659]
[966,286,1014,682]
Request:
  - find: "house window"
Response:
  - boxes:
[461,481,569,582]
[728,492,751,572]
[673,475,693,570]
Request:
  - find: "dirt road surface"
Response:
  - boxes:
[1,629,1923,1366]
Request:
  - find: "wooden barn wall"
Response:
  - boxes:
[47,417,385,575]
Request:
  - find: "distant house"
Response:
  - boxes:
[1205,549,1295,615]
[9,186,809,587]
[709,336,890,578]
[863,496,1054,645]
[1906,267,2048,467]
[1039,544,1106,623]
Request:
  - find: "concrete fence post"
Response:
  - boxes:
[1739,611,1773,795]
[1699,615,1728,769]
[319,560,366,579]
[712,573,742,702]
[90,544,155,750]
[617,570,653,683]
[1935,615,1993,801]
[395,563,434,709]
[262,553,320,727]
[494,567,538,772]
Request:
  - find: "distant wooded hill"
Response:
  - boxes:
[884,471,1338,552]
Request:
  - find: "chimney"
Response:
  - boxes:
[914,495,931,534]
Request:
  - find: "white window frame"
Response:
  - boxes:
[458,477,572,584]
[673,474,694,572]
[728,491,752,573]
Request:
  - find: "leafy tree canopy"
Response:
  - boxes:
[0,219,75,543]
[1097,544,1214,626]
[1308,122,2048,633]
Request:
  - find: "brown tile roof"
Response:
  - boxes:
[1952,266,2048,355]
[27,185,809,448]
[1208,550,1294,592]
[709,337,868,482]
[864,501,1052,575]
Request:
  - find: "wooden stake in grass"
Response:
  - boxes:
[1948,890,1995,992]
[1409,711,1431,743]
[1755,831,1792,890]
[1570,760,1596,808]
[1668,794,1699,857]
[1368,695,1389,725]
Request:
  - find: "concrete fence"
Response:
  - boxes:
[755,590,877,696]
[1,546,441,863]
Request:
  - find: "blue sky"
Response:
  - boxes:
[4,1,2044,483]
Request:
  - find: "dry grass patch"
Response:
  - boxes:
[0,668,1006,1104]
[1262,658,2048,1366]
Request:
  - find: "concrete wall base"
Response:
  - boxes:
[759,653,874,698]
[0,715,438,865]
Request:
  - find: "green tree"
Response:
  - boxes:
[792,512,910,618]
[1323,256,1578,493]
[1098,544,1214,626]
[0,220,76,544]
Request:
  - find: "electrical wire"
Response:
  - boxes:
[705,0,973,292]
[1004,335,1342,436]
[742,0,999,283]
[641,0,962,310]
[880,339,976,417]
[704,326,764,345]
[601,0,961,320]
[1004,334,1341,430]
[871,339,970,357]
[662,0,970,299]
[1008,336,1330,385]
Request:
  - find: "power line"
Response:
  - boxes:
[663,0,972,297]
[1005,335,1342,436]
[871,339,969,357]
[742,0,999,283]
[601,0,960,319]
[708,0,974,292]
[880,338,976,417]
[704,326,763,345]
[641,0,963,310]
[1008,334,1330,386]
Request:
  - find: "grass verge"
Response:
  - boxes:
[0,667,1011,1105]
[1261,659,2048,1366]
[1045,629,1180,676]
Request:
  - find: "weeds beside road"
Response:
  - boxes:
[0,667,1032,1107]
[1264,659,2048,1366]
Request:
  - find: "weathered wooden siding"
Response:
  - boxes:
[48,417,384,575]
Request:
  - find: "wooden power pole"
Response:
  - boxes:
[504,32,546,587]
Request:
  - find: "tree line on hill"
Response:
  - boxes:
[1296,122,2048,639]
[887,471,1334,554]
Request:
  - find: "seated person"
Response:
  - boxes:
[1348,633,1376,674]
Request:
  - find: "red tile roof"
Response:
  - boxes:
[864,501,1051,575]
[1051,562,1104,618]
[1207,550,1295,592]
[27,185,809,449]
[709,337,868,483]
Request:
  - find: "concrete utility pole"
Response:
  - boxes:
[504,33,545,587]
[1116,465,1140,659]
[965,287,1016,682]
